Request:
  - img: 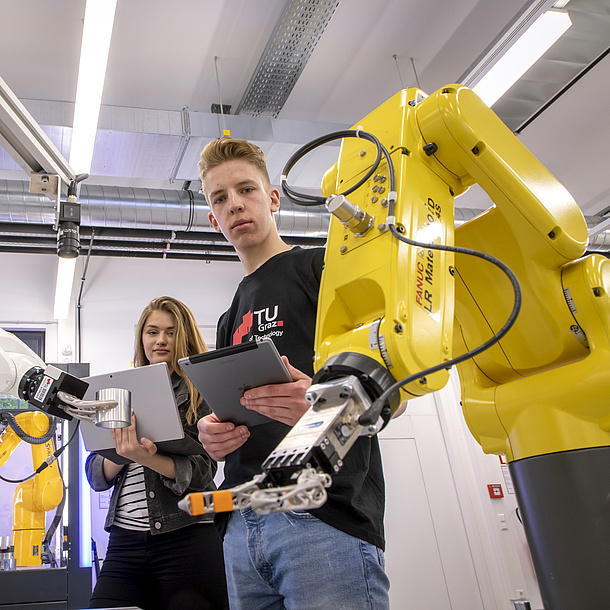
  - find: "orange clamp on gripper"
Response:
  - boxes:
[189,493,207,516]
[213,490,235,512]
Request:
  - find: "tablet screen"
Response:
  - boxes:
[179,338,292,426]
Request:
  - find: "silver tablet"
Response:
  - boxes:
[178,338,292,427]
[79,363,185,454]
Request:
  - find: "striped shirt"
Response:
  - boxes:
[113,463,150,531]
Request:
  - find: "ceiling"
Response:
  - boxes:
[0,0,609,260]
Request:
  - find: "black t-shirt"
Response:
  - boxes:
[216,246,386,550]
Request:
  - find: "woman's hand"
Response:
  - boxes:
[110,414,174,479]
[112,414,158,463]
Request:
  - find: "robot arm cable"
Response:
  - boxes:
[41,460,69,567]
[361,238,521,426]
[357,198,522,427]
[0,410,56,444]
[38,423,82,565]
[281,128,522,428]
[0,419,80,484]
[281,129,385,206]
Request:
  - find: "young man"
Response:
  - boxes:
[197,136,390,609]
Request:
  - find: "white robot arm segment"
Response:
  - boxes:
[0,328,114,421]
[0,328,45,397]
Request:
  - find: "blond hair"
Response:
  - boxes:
[198,136,271,189]
[134,296,207,425]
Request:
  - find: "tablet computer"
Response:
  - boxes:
[79,363,195,460]
[178,338,292,427]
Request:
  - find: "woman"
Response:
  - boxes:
[86,296,228,609]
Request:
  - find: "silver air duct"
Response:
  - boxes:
[0,179,330,238]
[0,179,607,258]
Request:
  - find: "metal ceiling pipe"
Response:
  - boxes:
[0,179,330,237]
[0,180,484,229]
[0,179,607,249]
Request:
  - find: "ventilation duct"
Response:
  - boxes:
[0,180,607,259]
[0,179,330,260]
[0,179,330,237]
[586,229,610,253]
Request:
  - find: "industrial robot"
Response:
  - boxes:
[179,85,609,610]
[0,328,116,566]
[0,410,63,567]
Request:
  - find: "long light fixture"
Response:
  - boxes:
[473,9,572,107]
[53,0,117,320]
[69,0,118,174]
[53,257,77,319]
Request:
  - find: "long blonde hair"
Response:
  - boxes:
[134,296,207,425]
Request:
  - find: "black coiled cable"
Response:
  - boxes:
[0,410,56,444]
[281,129,387,206]
[280,128,522,428]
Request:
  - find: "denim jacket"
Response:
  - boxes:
[85,372,216,534]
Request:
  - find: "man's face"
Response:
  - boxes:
[204,159,280,251]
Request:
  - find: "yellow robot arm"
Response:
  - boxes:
[410,85,607,462]
[312,84,610,609]
[0,411,64,567]
[315,89,458,401]
[312,84,610,462]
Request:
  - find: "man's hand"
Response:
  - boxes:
[197,413,250,461]
[240,356,311,426]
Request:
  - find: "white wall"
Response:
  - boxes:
[2,251,60,358]
[2,252,58,320]
[380,376,543,610]
[1,251,543,608]
[381,397,486,609]
[1,251,244,368]
[77,256,244,374]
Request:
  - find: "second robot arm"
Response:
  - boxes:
[0,411,63,567]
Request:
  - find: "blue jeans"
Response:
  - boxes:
[223,508,390,610]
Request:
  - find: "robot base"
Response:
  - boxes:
[509,446,610,610]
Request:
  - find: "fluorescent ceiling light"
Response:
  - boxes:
[54,257,77,320]
[55,0,116,321]
[69,0,118,174]
[473,10,572,107]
